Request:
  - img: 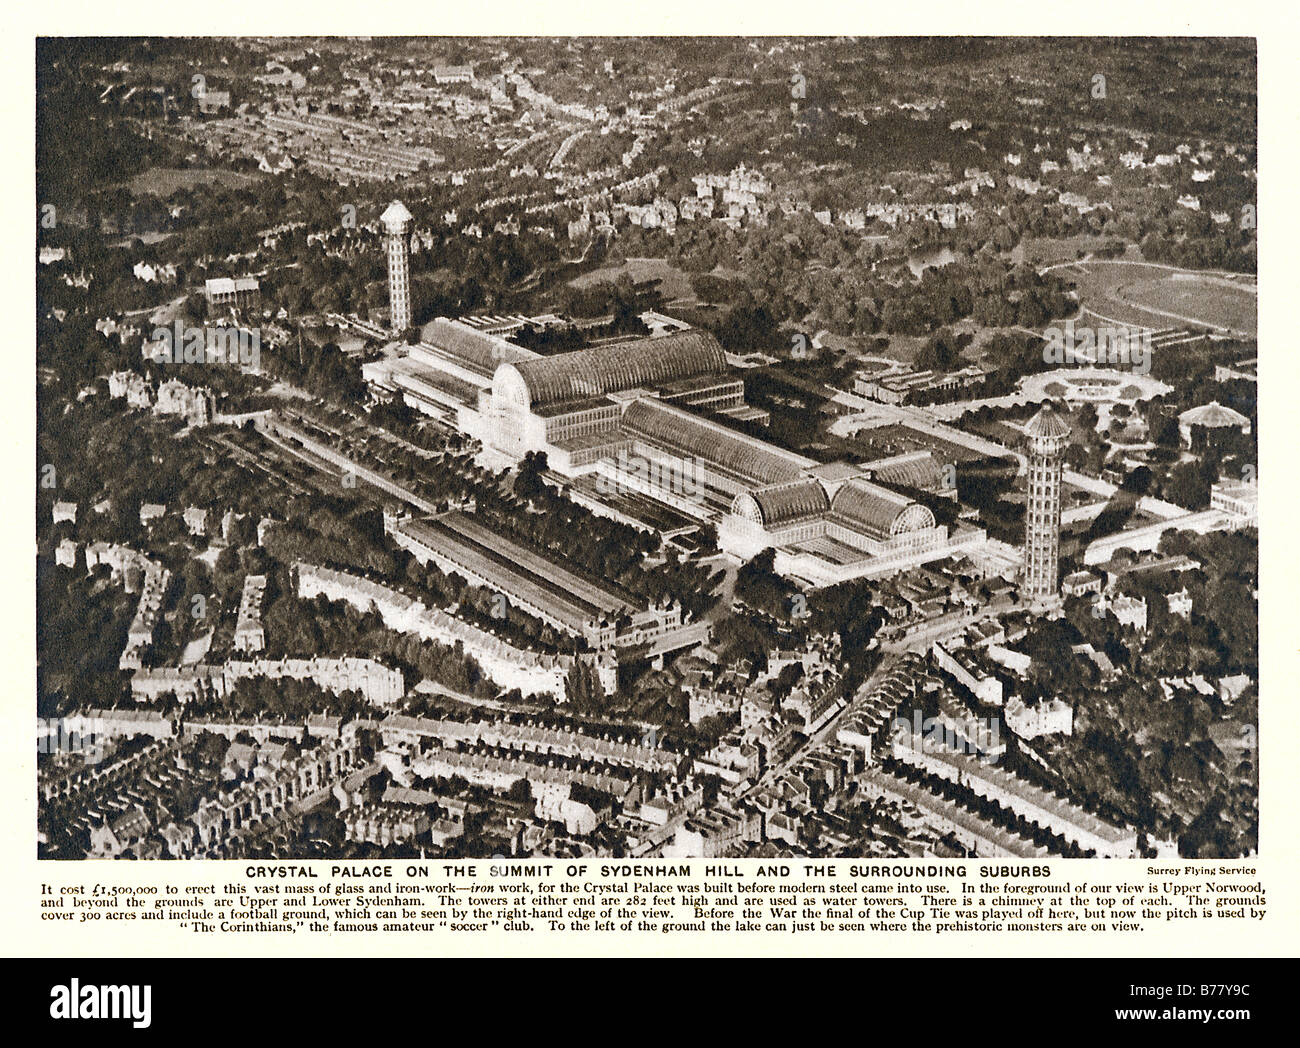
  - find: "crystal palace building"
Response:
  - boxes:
[362,209,985,586]
[366,318,989,587]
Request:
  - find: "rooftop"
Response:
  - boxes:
[380,199,414,230]
[503,329,728,408]
[1179,401,1250,428]
[1024,403,1072,440]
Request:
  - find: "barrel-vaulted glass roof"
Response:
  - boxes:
[746,480,831,526]
[426,318,537,377]
[620,398,814,487]
[829,480,932,540]
[502,329,728,407]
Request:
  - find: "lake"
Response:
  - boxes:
[907,245,959,277]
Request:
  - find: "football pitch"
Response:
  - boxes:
[1070,261,1256,336]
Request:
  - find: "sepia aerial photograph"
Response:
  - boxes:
[36,35,1258,864]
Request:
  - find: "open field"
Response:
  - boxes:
[569,256,697,303]
[122,166,263,197]
[1061,260,1256,337]
[1014,235,1140,267]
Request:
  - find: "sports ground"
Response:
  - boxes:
[1054,260,1256,338]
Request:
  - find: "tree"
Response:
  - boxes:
[513,451,549,501]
